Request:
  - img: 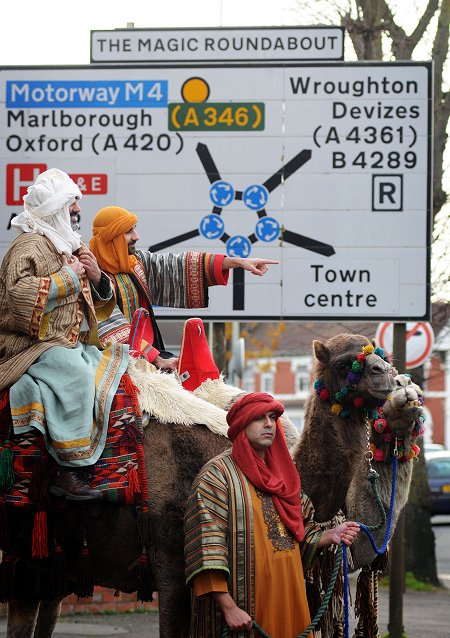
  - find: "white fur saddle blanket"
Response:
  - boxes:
[127,358,299,448]
[127,358,229,436]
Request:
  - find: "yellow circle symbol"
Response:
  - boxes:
[181,77,210,103]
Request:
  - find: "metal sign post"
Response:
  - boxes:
[388,322,406,638]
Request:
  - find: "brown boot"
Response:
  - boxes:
[50,468,102,501]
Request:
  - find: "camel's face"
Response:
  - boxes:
[358,352,396,399]
[382,374,424,430]
[313,334,396,404]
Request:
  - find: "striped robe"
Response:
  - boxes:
[184,450,322,638]
[97,250,227,353]
[0,233,114,390]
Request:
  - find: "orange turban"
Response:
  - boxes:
[90,206,138,274]
[227,393,305,542]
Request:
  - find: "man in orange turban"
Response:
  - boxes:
[90,206,277,374]
[185,392,360,638]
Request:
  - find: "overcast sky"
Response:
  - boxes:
[1,0,300,66]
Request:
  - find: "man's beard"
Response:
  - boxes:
[70,214,80,232]
[128,243,137,254]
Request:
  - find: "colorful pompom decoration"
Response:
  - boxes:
[313,345,391,419]
[347,371,360,385]
[373,418,387,433]
[411,444,421,457]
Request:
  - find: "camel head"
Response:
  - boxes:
[312,333,396,415]
[380,373,425,442]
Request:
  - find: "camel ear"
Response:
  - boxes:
[313,340,329,364]
[372,338,379,348]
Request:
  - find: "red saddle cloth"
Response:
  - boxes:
[0,382,141,508]
[177,318,220,391]
[128,307,157,362]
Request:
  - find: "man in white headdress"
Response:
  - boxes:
[0,168,129,500]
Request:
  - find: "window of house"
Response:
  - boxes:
[260,373,274,394]
[295,363,311,394]
[242,371,255,393]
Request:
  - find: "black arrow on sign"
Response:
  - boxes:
[196,142,222,183]
[263,149,312,192]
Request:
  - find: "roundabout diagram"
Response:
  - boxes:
[149,143,335,309]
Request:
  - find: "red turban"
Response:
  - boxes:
[227,392,284,440]
[227,392,305,542]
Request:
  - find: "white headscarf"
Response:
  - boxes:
[11,168,83,255]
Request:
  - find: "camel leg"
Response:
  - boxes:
[33,599,63,638]
[155,550,190,638]
[7,598,40,638]
[158,586,190,638]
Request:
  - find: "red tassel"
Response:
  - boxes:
[32,510,48,559]
[124,466,141,503]
[121,373,141,415]
[117,421,140,447]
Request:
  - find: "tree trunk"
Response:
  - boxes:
[404,366,440,584]
[404,453,440,584]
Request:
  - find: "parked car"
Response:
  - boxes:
[425,450,450,515]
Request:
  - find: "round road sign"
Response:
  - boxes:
[375,322,435,369]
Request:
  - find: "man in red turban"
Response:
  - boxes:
[184,392,359,638]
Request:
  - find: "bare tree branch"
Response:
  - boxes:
[432,0,450,92]
[399,0,439,57]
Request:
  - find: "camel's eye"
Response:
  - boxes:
[336,360,353,372]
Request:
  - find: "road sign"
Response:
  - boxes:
[90,26,344,64]
[0,62,431,320]
[375,322,435,369]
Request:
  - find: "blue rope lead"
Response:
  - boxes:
[343,544,349,638]
[357,453,398,555]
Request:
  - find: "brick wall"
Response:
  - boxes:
[61,588,158,615]
[0,588,158,618]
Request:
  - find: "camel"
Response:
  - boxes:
[293,334,396,522]
[1,335,422,638]
[291,335,423,637]
[2,358,298,638]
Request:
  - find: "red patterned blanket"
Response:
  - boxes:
[0,380,142,507]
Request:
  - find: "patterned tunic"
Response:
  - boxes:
[184,450,322,638]
[96,250,227,355]
[0,233,114,390]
